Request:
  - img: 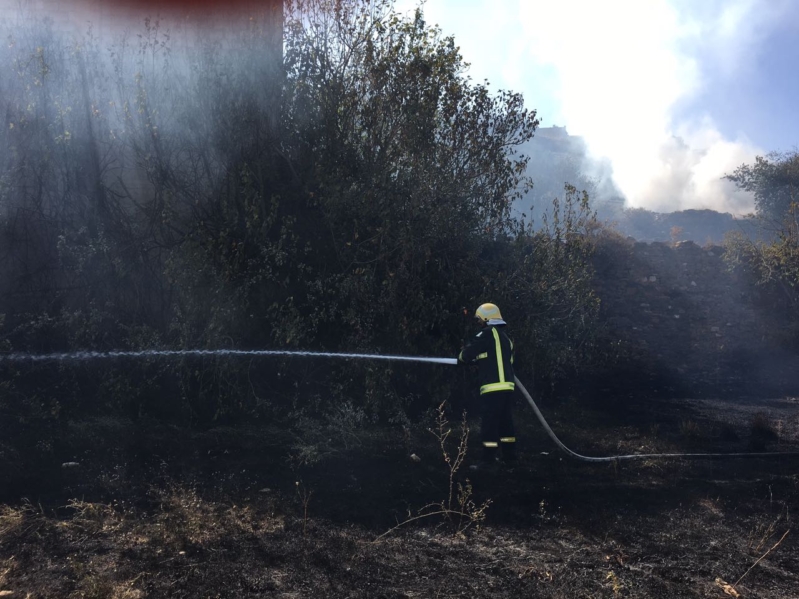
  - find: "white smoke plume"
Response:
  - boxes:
[399,0,794,215]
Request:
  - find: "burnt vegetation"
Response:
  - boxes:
[1,1,798,598]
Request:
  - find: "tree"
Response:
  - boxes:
[0,0,604,426]
[275,0,542,416]
[724,203,799,349]
[725,151,799,224]
[724,151,799,347]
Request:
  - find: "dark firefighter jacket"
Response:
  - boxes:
[458,325,515,395]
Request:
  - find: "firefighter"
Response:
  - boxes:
[458,302,516,468]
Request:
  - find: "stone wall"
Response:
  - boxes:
[591,238,799,398]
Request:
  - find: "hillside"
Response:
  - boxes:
[606,209,764,244]
[591,237,799,399]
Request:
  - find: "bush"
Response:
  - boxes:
[723,203,799,349]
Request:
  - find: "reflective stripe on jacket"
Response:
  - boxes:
[458,325,515,395]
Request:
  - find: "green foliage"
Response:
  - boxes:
[724,204,799,346]
[724,205,799,296]
[726,151,799,224]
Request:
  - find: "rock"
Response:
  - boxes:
[649,275,657,282]
[691,281,697,286]
[710,326,720,333]
[410,453,421,463]
[61,462,80,469]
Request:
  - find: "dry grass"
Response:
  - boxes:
[0,501,48,542]
[1,401,797,598]
[0,505,25,538]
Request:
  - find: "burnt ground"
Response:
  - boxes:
[1,393,798,598]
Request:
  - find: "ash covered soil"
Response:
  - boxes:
[1,395,798,598]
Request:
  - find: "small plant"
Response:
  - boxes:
[326,400,368,450]
[680,419,701,439]
[731,526,791,595]
[605,570,624,595]
[288,441,325,469]
[375,402,491,541]
[295,481,313,538]
[288,400,369,468]
[748,516,780,555]
[746,501,789,552]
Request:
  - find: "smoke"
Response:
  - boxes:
[515,0,776,215]
[636,123,761,214]
[398,0,793,215]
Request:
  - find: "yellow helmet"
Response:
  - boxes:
[474,303,502,323]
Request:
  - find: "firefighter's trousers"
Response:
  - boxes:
[480,390,516,462]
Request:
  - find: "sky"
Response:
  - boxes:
[396,0,799,214]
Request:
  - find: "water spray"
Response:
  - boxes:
[1,348,797,461]
[0,349,458,366]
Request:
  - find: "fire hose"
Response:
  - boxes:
[2,348,798,461]
[513,375,799,461]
